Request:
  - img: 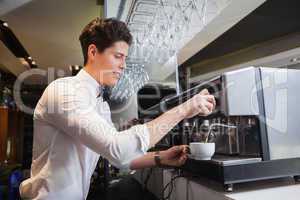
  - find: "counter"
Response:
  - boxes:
[134,168,300,200]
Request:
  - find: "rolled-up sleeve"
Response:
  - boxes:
[39,79,150,169]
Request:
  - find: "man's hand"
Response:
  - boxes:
[180,89,216,118]
[159,145,189,167]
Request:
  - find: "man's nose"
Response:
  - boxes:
[120,60,126,69]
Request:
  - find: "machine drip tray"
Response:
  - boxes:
[210,155,262,166]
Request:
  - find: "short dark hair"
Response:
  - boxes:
[79,18,132,65]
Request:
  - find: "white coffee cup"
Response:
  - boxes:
[189,142,215,160]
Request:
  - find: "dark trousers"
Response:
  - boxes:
[107,177,158,200]
[87,176,158,200]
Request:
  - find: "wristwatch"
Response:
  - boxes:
[154,151,162,167]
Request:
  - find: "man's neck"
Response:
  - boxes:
[83,65,105,86]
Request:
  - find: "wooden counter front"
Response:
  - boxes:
[0,106,9,162]
[0,106,24,164]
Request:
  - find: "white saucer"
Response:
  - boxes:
[188,154,212,160]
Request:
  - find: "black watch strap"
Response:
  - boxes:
[154,151,162,167]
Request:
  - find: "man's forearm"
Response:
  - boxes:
[129,152,156,170]
[145,105,186,148]
[130,145,188,170]
[130,105,188,170]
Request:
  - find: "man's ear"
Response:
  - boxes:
[88,44,97,59]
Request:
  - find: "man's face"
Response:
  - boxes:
[92,41,129,86]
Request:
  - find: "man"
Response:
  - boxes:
[19,18,215,199]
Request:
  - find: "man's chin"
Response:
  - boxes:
[106,79,118,87]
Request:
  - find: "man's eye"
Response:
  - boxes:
[115,55,122,59]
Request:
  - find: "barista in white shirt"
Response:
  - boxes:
[19,18,215,200]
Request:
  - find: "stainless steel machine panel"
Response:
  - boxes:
[221,67,259,116]
[260,68,300,160]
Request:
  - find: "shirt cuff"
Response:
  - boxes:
[118,124,150,170]
[134,124,150,153]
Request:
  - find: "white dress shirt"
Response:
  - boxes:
[19,69,150,200]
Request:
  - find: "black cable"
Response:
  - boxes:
[161,174,182,200]
[163,175,180,200]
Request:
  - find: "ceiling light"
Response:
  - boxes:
[19,58,30,68]
[290,57,300,63]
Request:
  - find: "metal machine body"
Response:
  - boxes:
[142,67,300,191]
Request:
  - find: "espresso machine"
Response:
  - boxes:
[144,67,300,191]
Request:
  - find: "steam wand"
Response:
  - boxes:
[205,123,237,143]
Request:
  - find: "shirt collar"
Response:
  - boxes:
[76,69,105,98]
